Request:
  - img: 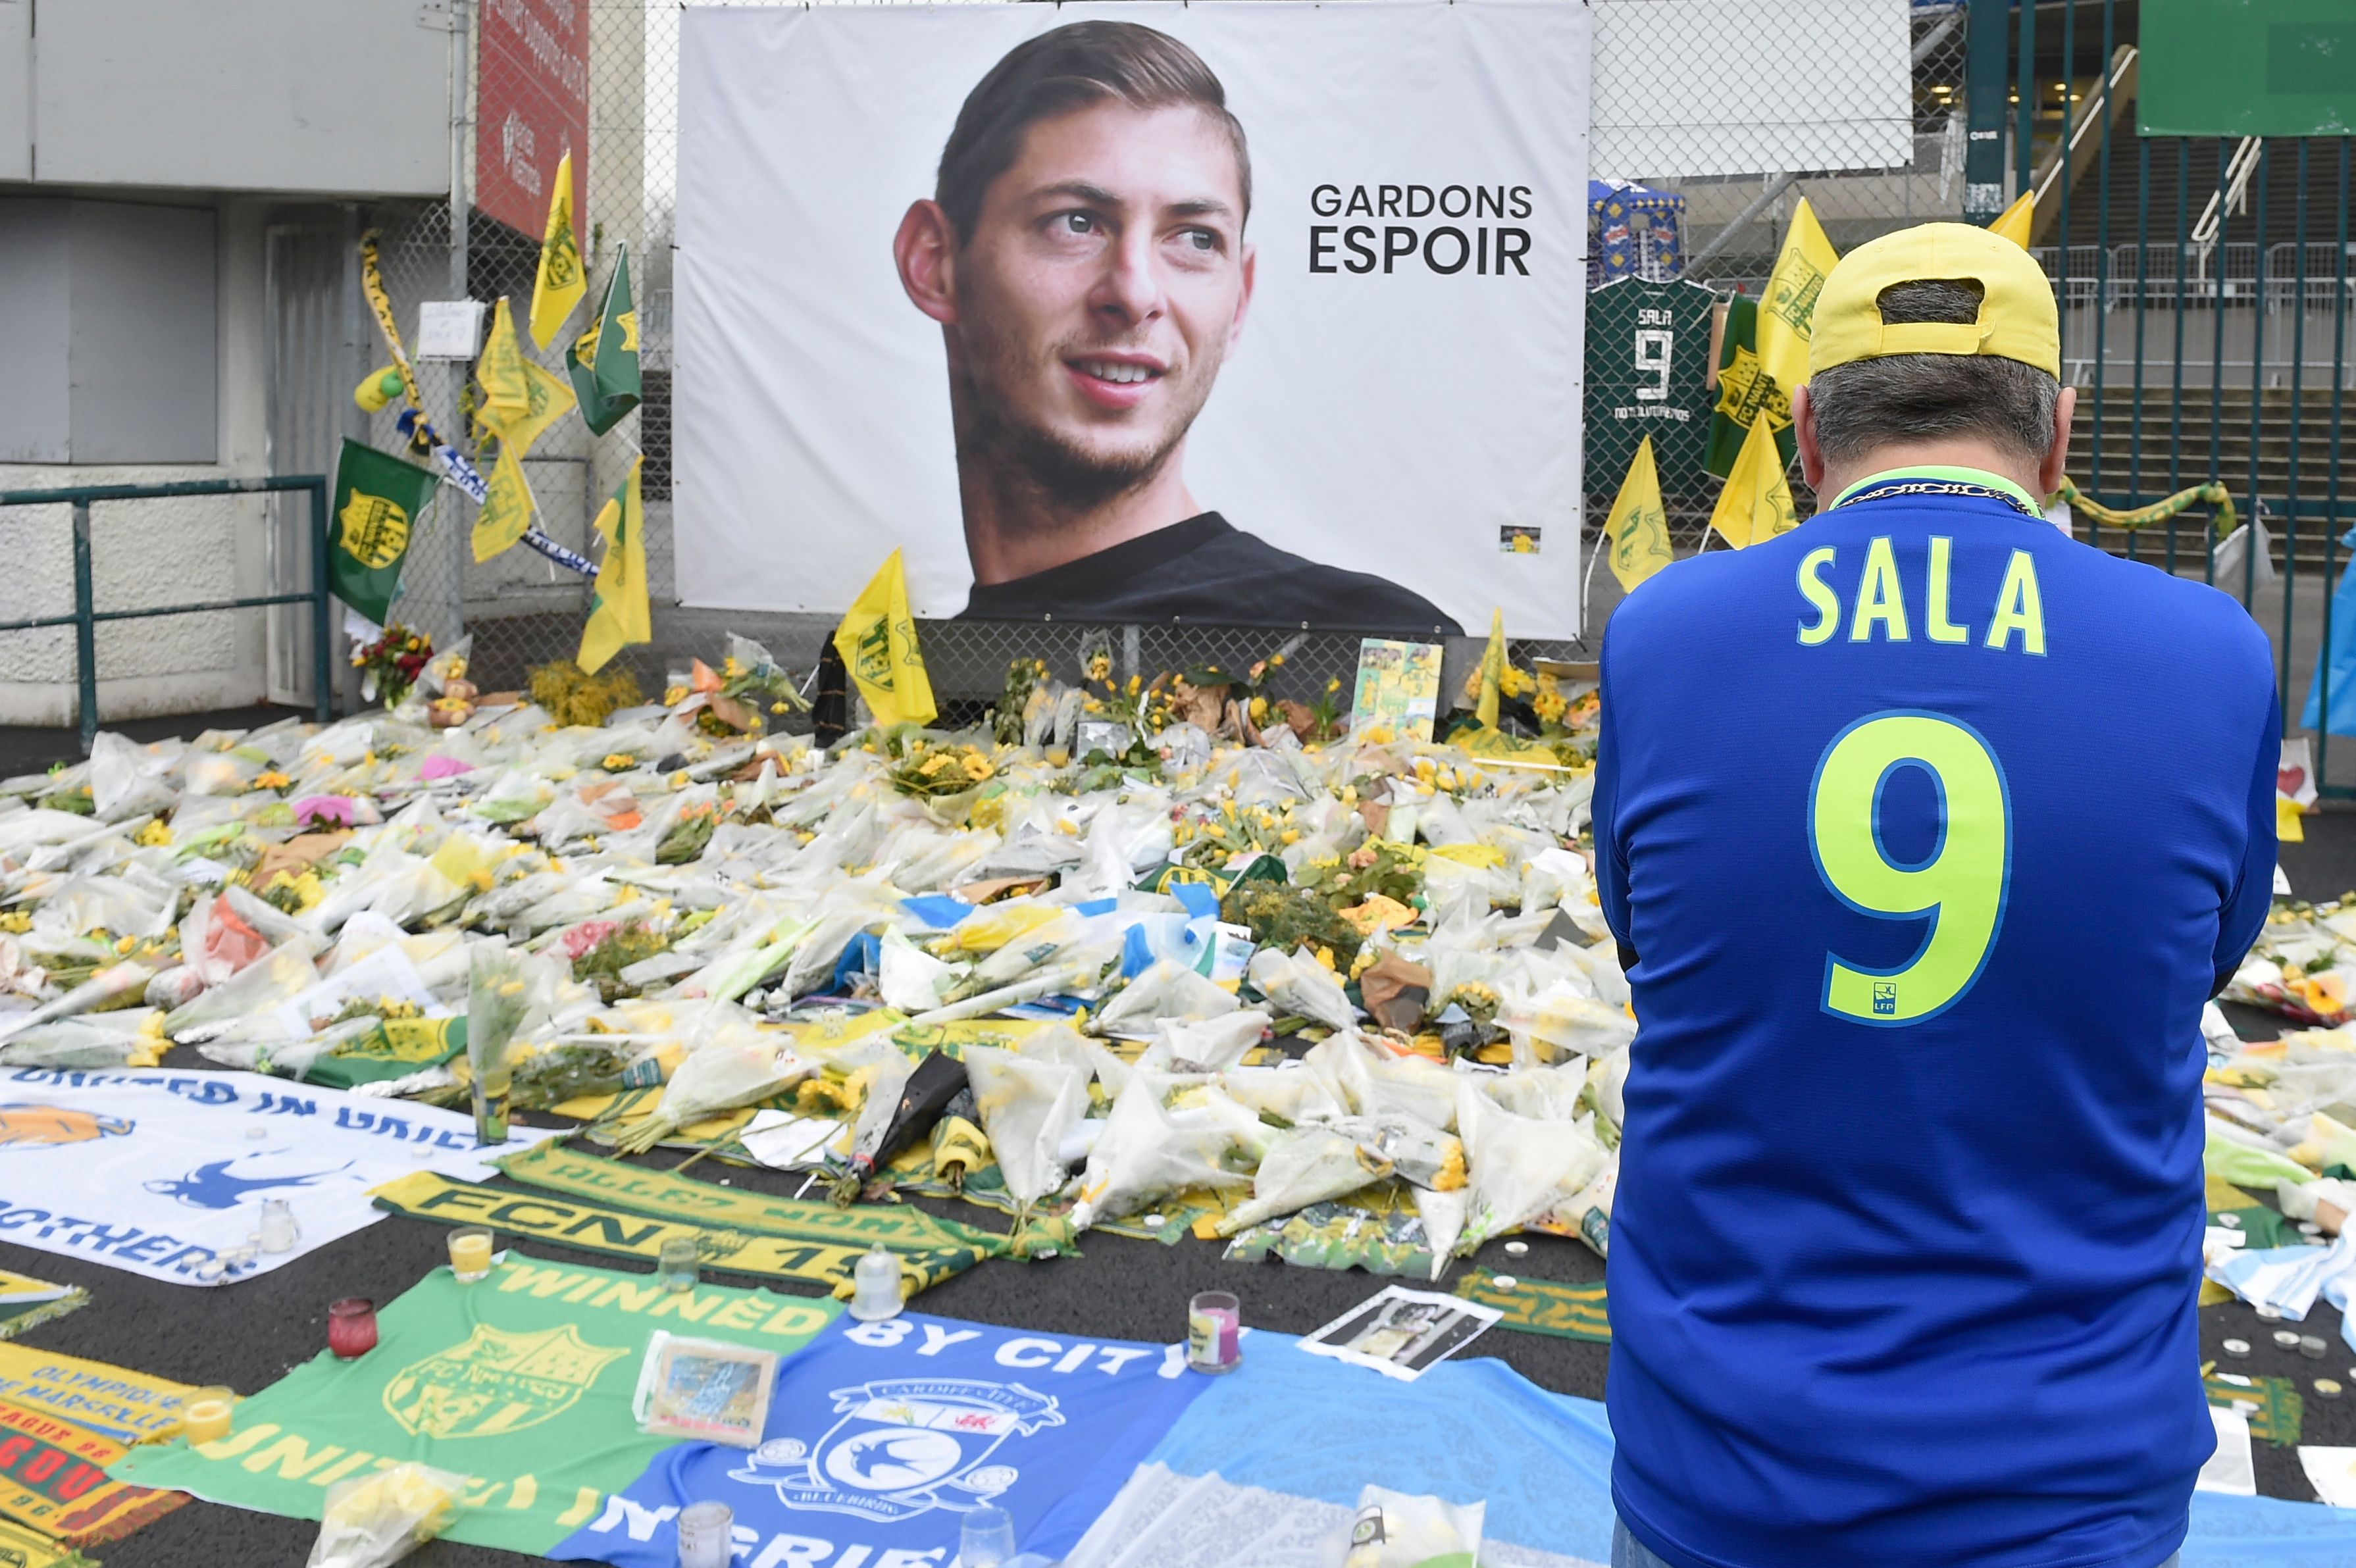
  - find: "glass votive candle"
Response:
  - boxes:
[657,1236,700,1293]
[257,1198,299,1254]
[182,1387,234,1445]
[448,1227,495,1282]
[1187,1290,1241,1374]
[959,1502,1017,1568]
[328,1298,378,1359]
[676,1500,734,1568]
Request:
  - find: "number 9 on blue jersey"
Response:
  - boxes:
[1808,711,2012,1026]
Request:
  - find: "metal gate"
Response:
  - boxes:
[1996,2,2351,791]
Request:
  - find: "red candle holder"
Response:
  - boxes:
[328,1298,378,1359]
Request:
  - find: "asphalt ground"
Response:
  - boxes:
[2,717,2353,1562]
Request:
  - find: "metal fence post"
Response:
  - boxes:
[70,500,98,755]
[310,476,335,722]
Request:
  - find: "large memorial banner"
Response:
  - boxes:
[0,1069,544,1286]
[675,0,1591,637]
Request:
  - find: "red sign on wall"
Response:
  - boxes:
[476,0,590,238]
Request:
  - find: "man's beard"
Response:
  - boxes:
[971,399,1178,518]
[952,334,1219,530]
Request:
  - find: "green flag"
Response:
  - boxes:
[567,245,641,436]
[328,438,437,625]
[110,1259,839,1555]
[1703,292,1797,480]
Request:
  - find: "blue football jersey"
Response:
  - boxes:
[1593,470,2278,1568]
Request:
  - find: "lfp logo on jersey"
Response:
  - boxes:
[552,1314,1211,1568]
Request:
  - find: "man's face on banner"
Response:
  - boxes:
[948,103,1254,499]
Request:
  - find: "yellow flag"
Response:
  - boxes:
[1708,415,1800,549]
[832,549,937,729]
[578,457,650,674]
[1988,190,2034,249]
[1756,197,1839,392]
[477,359,576,456]
[1475,607,1505,730]
[1603,436,1674,592]
[476,297,532,436]
[472,445,535,563]
[531,151,588,350]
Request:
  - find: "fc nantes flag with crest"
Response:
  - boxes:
[110,1261,837,1556]
[1708,414,1801,549]
[579,457,650,674]
[329,438,437,625]
[1754,196,1839,398]
[1704,291,1796,480]
[531,149,587,349]
[834,550,936,728]
[569,246,642,436]
[1604,436,1673,590]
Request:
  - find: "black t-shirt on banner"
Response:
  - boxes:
[957,513,1464,636]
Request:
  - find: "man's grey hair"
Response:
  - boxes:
[1807,279,2062,466]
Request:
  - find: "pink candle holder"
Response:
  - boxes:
[1187,1291,1241,1374]
[328,1298,378,1359]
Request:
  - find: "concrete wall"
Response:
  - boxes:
[0,197,218,465]
[0,199,274,726]
[7,0,446,196]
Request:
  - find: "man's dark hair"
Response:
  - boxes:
[935,21,1251,243]
[1808,279,2061,466]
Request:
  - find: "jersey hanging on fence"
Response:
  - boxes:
[1583,278,1716,497]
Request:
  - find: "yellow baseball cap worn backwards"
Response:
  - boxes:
[1808,221,2061,381]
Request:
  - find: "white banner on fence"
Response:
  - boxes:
[675,0,1591,638]
[1589,0,1913,180]
[0,1069,544,1287]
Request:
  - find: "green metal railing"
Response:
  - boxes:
[0,475,334,755]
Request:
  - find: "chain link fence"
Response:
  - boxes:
[1583,2,1972,559]
[347,1,2061,712]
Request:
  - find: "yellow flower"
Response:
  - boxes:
[602,753,638,771]
[663,685,688,706]
[1087,653,1112,682]
[1127,674,1142,695]
[251,771,291,791]
[771,701,789,715]
[0,912,28,934]
[723,656,745,678]
[133,820,173,848]
[1248,697,1268,722]
[961,754,994,781]
[1326,678,1343,695]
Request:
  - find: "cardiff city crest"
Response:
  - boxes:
[382,1324,628,1440]
[727,1378,1063,1523]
